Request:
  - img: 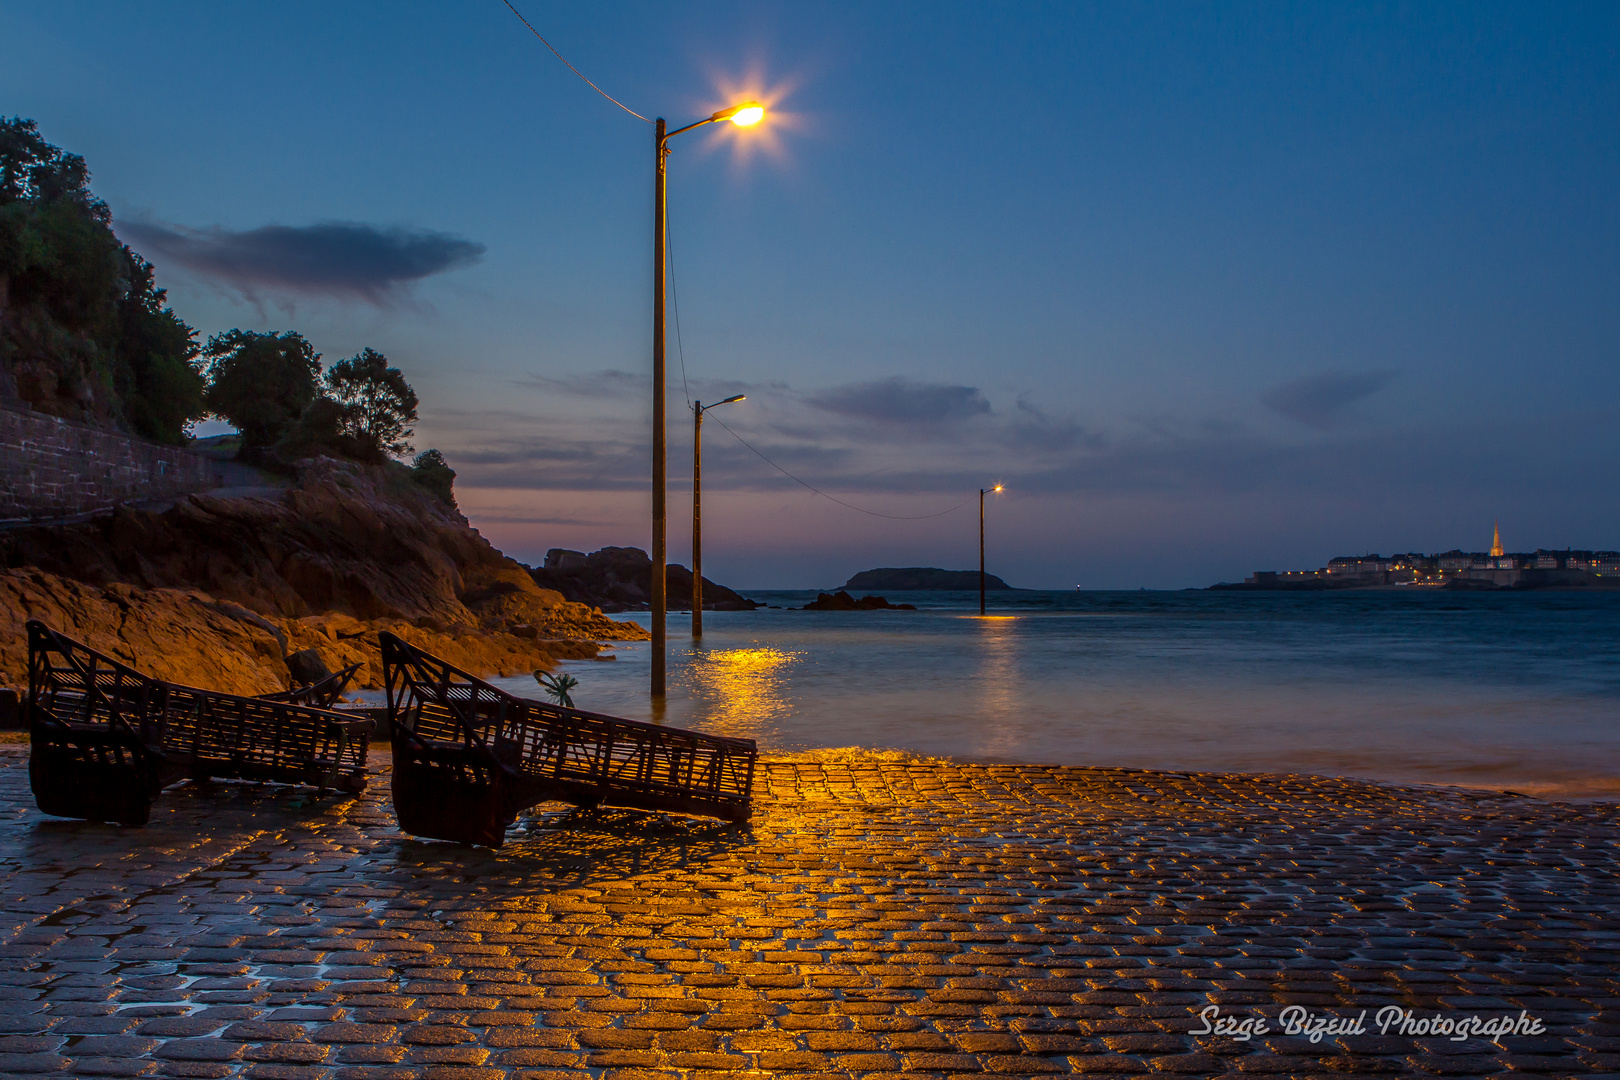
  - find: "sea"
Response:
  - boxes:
[487,589,1620,801]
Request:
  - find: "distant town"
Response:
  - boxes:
[1219,524,1620,590]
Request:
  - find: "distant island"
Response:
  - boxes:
[843,567,1014,591]
[1212,525,1620,591]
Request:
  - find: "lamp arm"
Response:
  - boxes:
[662,116,717,145]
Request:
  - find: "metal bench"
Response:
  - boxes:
[259,662,362,707]
[26,620,374,826]
[380,632,756,847]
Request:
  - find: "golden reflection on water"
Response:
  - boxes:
[685,646,799,740]
[972,614,1023,758]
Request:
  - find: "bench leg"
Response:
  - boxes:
[390,759,514,848]
[29,739,156,826]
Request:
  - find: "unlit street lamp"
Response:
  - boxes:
[651,101,764,698]
[692,394,745,637]
[980,485,1002,615]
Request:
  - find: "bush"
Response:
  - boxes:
[410,449,456,506]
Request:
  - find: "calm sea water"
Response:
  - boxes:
[488,590,1620,800]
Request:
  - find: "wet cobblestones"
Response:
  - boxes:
[0,746,1616,1078]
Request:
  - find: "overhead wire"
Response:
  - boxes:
[499,0,967,523]
[499,0,653,124]
[668,208,691,407]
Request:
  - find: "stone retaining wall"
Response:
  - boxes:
[0,404,219,522]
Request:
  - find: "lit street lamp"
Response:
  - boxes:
[692,394,746,638]
[652,101,764,698]
[980,485,1002,615]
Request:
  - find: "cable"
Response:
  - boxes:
[668,211,691,407]
[499,0,653,124]
[708,415,975,520]
[659,106,958,523]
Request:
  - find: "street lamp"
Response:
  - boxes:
[692,394,746,638]
[980,485,1002,615]
[652,101,765,698]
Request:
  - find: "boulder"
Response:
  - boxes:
[530,546,758,612]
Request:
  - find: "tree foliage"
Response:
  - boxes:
[202,330,321,452]
[0,117,203,444]
[325,348,418,458]
[410,448,456,506]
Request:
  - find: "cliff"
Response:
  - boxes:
[531,547,759,613]
[842,567,1014,591]
[0,457,646,694]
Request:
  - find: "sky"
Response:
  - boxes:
[3,1,1618,588]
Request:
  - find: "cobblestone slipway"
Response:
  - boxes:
[0,747,1615,1079]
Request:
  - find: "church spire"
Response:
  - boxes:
[1490,521,1504,558]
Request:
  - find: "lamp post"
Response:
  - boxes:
[979,484,1002,615]
[651,101,764,698]
[692,395,745,637]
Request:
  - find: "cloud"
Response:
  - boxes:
[808,377,992,424]
[997,397,1101,454]
[118,219,485,304]
[517,370,646,398]
[1260,369,1397,428]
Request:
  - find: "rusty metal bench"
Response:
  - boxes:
[380,632,756,847]
[26,620,374,826]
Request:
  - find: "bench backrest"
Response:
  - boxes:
[27,621,371,775]
[379,632,756,808]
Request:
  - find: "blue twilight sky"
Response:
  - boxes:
[4,1,1618,588]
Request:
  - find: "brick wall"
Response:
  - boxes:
[0,404,220,522]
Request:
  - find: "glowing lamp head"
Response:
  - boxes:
[729,102,765,127]
[993,485,1004,492]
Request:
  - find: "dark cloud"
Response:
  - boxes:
[808,377,992,423]
[1261,369,1397,428]
[118,219,484,304]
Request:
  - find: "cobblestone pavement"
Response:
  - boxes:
[0,746,1616,1080]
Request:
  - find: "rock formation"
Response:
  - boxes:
[0,457,646,694]
[531,547,759,613]
[800,591,917,611]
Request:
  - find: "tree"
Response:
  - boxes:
[410,449,456,506]
[202,330,321,453]
[2,117,205,444]
[324,347,418,459]
[115,250,203,444]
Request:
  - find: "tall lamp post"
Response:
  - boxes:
[692,395,746,638]
[652,101,764,698]
[979,485,1002,615]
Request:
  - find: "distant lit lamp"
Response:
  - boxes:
[980,485,1003,615]
[692,394,745,638]
[651,101,765,697]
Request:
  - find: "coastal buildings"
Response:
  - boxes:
[1238,527,1620,589]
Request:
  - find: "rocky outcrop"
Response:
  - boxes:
[0,568,600,695]
[800,590,916,611]
[0,457,646,692]
[842,567,1014,591]
[531,547,759,613]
